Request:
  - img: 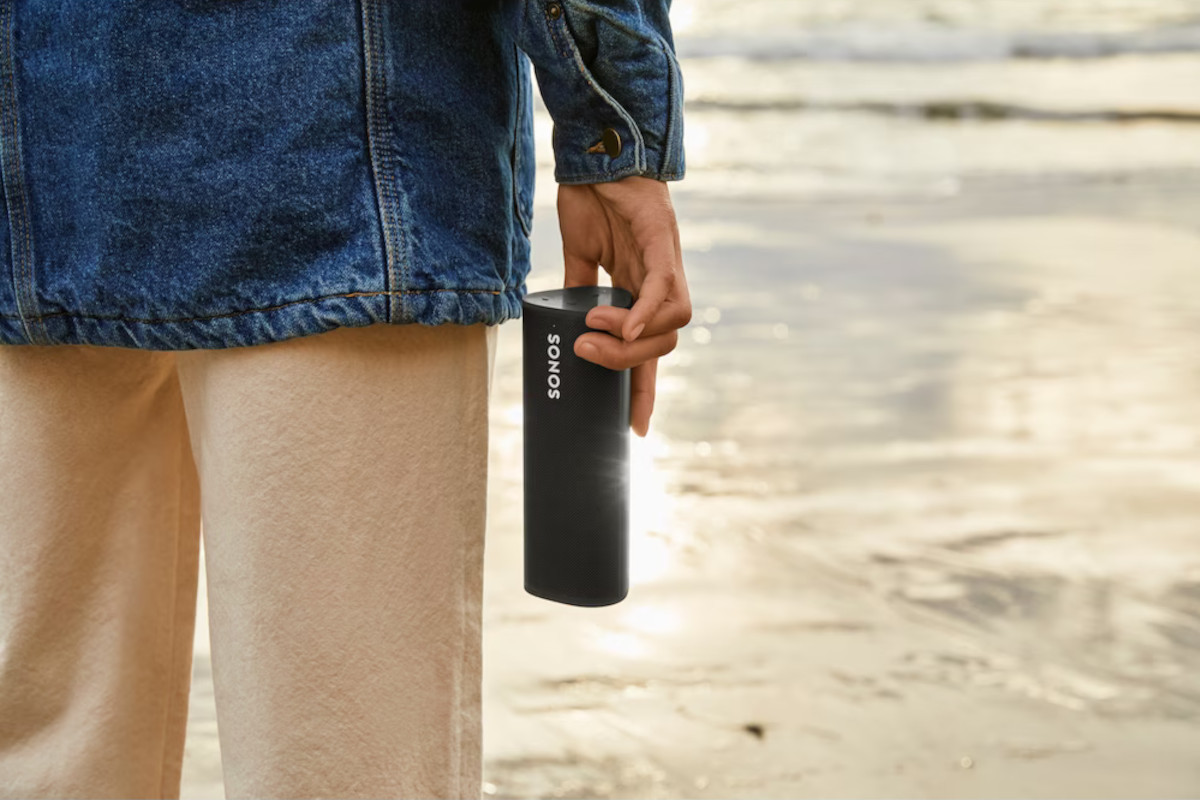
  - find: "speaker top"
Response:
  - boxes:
[523,286,633,315]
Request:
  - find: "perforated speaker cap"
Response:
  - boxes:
[523,286,634,314]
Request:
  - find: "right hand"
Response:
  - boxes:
[556,175,692,437]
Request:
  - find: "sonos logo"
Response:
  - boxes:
[546,333,562,399]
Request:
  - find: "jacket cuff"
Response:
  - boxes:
[512,0,686,184]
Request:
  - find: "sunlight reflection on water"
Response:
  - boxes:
[629,431,678,584]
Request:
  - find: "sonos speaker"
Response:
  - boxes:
[522,286,634,607]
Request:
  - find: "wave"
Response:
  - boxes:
[685,98,1200,123]
[675,25,1200,62]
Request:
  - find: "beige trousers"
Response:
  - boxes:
[0,321,499,799]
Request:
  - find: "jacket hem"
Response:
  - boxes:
[0,285,527,350]
[554,166,686,184]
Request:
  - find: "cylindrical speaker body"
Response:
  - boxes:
[522,286,633,607]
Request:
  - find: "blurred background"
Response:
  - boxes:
[183,1,1200,797]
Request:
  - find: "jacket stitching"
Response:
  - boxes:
[543,3,570,59]
[512,45,533,238]
[360,0,408,324]
[1,288,509,325]
[550,10,646,172]
[378,26,413,324]
[657,33,682,177]
[0,1,48,344]
[556,165,684,183]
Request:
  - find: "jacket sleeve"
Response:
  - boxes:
[505,0,686,184]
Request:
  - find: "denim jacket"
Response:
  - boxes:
[0,0,685,349]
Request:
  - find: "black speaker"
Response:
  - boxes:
[522,286,633,607]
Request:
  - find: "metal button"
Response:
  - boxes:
[601,127,622,158]
[586,127,623,158]
[547,2,562,19]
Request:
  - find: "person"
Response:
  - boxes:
[0,1,691,798]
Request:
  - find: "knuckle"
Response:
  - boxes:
[621,344,645,370]
[662,330,679,353]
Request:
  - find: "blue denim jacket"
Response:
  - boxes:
[0,0,685,349]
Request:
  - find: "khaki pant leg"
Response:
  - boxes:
[174,322,497,800]
[0,344,201,799]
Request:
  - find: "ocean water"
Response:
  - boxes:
[633,0,1200,198]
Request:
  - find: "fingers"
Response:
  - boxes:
[585,302,691,343]
[621,230,677,342]
[558,184,608,288]
[629,358,658,437]
[563,248,599,289]
[574,327,678,371]
[572,322,662,436]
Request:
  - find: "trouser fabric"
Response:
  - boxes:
[0,321,498,799]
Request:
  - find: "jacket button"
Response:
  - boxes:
[601,127,622,158]
[546,2,562,19]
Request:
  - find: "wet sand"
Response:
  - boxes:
[181,175,1200,798]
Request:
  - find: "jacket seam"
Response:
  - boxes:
[0,0,48,344]
[0,287,513,325]
[543,3,571,59]
[512,44,533,238]
[556,166,684,183]
[657,33,681,177]
[359,0,409,324]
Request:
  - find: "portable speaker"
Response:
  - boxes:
[522,285,634,607]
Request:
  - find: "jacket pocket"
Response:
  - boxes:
[512,43,535,237]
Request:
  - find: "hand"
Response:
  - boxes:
[557,175,692,438]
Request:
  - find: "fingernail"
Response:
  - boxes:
[628,322,645,341]
[578,342,598,359]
